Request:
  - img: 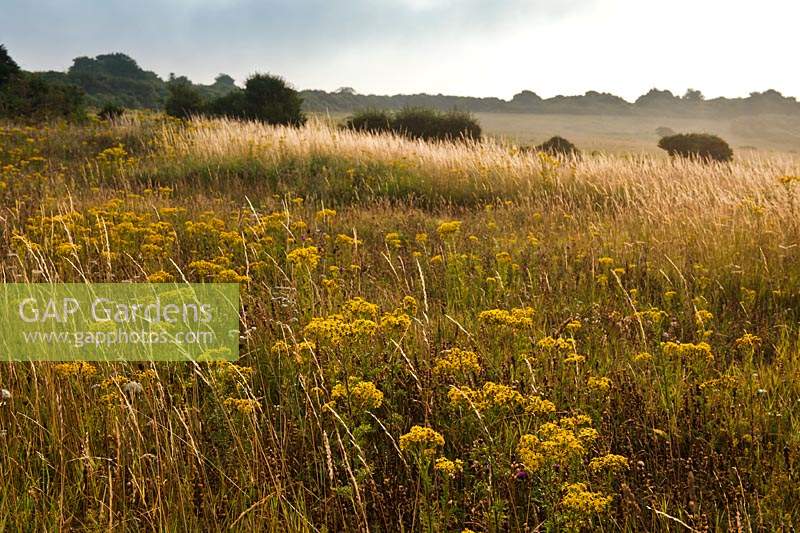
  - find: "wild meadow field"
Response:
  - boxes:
[1,114,800,531]
[319,111,800,154]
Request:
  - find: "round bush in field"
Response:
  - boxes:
[392,108,481,142]
[535,136,578,156]
[242,73,306,126]
[345,109,393,134]
[658,133,733,162]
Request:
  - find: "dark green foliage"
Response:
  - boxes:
[28,53,238,109]
[535,136,578,156]
[344,109,393,133]
[165,80,203,120]
[204,90,246,118]
[98,102,124,121]
[658,133,733,162]
[0,44,20,87]
[67,53,167,109]
[199,73,305,126]
[241,74,305,125]
[391,108,481,141]
[0,75,85,121]
[344,108,481,141]
[435,109,482,141]
[0,46,85,121]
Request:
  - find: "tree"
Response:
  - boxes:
[683,89,705,102]
[1,74,85,121]
[242,73,305,126]
[0,44,20,87]
[658,133,733,162]
[204,89,246,118]
[165,80,203,119]
[214,74,236,86]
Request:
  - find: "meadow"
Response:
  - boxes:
[319,111,800,154]
[1,114,800,531]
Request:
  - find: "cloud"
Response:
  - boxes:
[1,0,796,99]
[0,0,592,80]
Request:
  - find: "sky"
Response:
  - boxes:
[1,0,798,101]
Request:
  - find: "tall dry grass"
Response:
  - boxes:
[1,115,800,531]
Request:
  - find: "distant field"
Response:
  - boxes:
[318,111,800,154]
[475,112,800,154]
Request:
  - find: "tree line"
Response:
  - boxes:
[5,48,799,118]
[304,87,800,118]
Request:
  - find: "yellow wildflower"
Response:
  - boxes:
[399,425,444,458]
[589,453,629,473]
[287,246,320,270]
[587,376,612,394]
[434,457,463,478]
[561,482,612,515]
[437,220,462,237]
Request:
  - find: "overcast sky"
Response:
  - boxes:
[2,0,797,101]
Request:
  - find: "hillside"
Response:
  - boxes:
[34,53,238,109]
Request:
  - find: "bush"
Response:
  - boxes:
[197,73,306,126]
[393,108,481,141]
[437,110,482,141]
[98,102,125,121]
[345,109,393,134]
[345,108,481,142]
[204,90,246,118]
[165,80,203,120]
[535,136,578,156]
[241,73,305,126]
[658,133,733,162]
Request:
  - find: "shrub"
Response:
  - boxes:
[241,73,305,126]
[98,102,125,121]
[204,90,247,118]
[165,80,203,120]
[201,73,305,126]
[658,133,733,162]
[345,109,393,134]
[535,136,578,156]
[436,110,482,141]
[365,108,481,141]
